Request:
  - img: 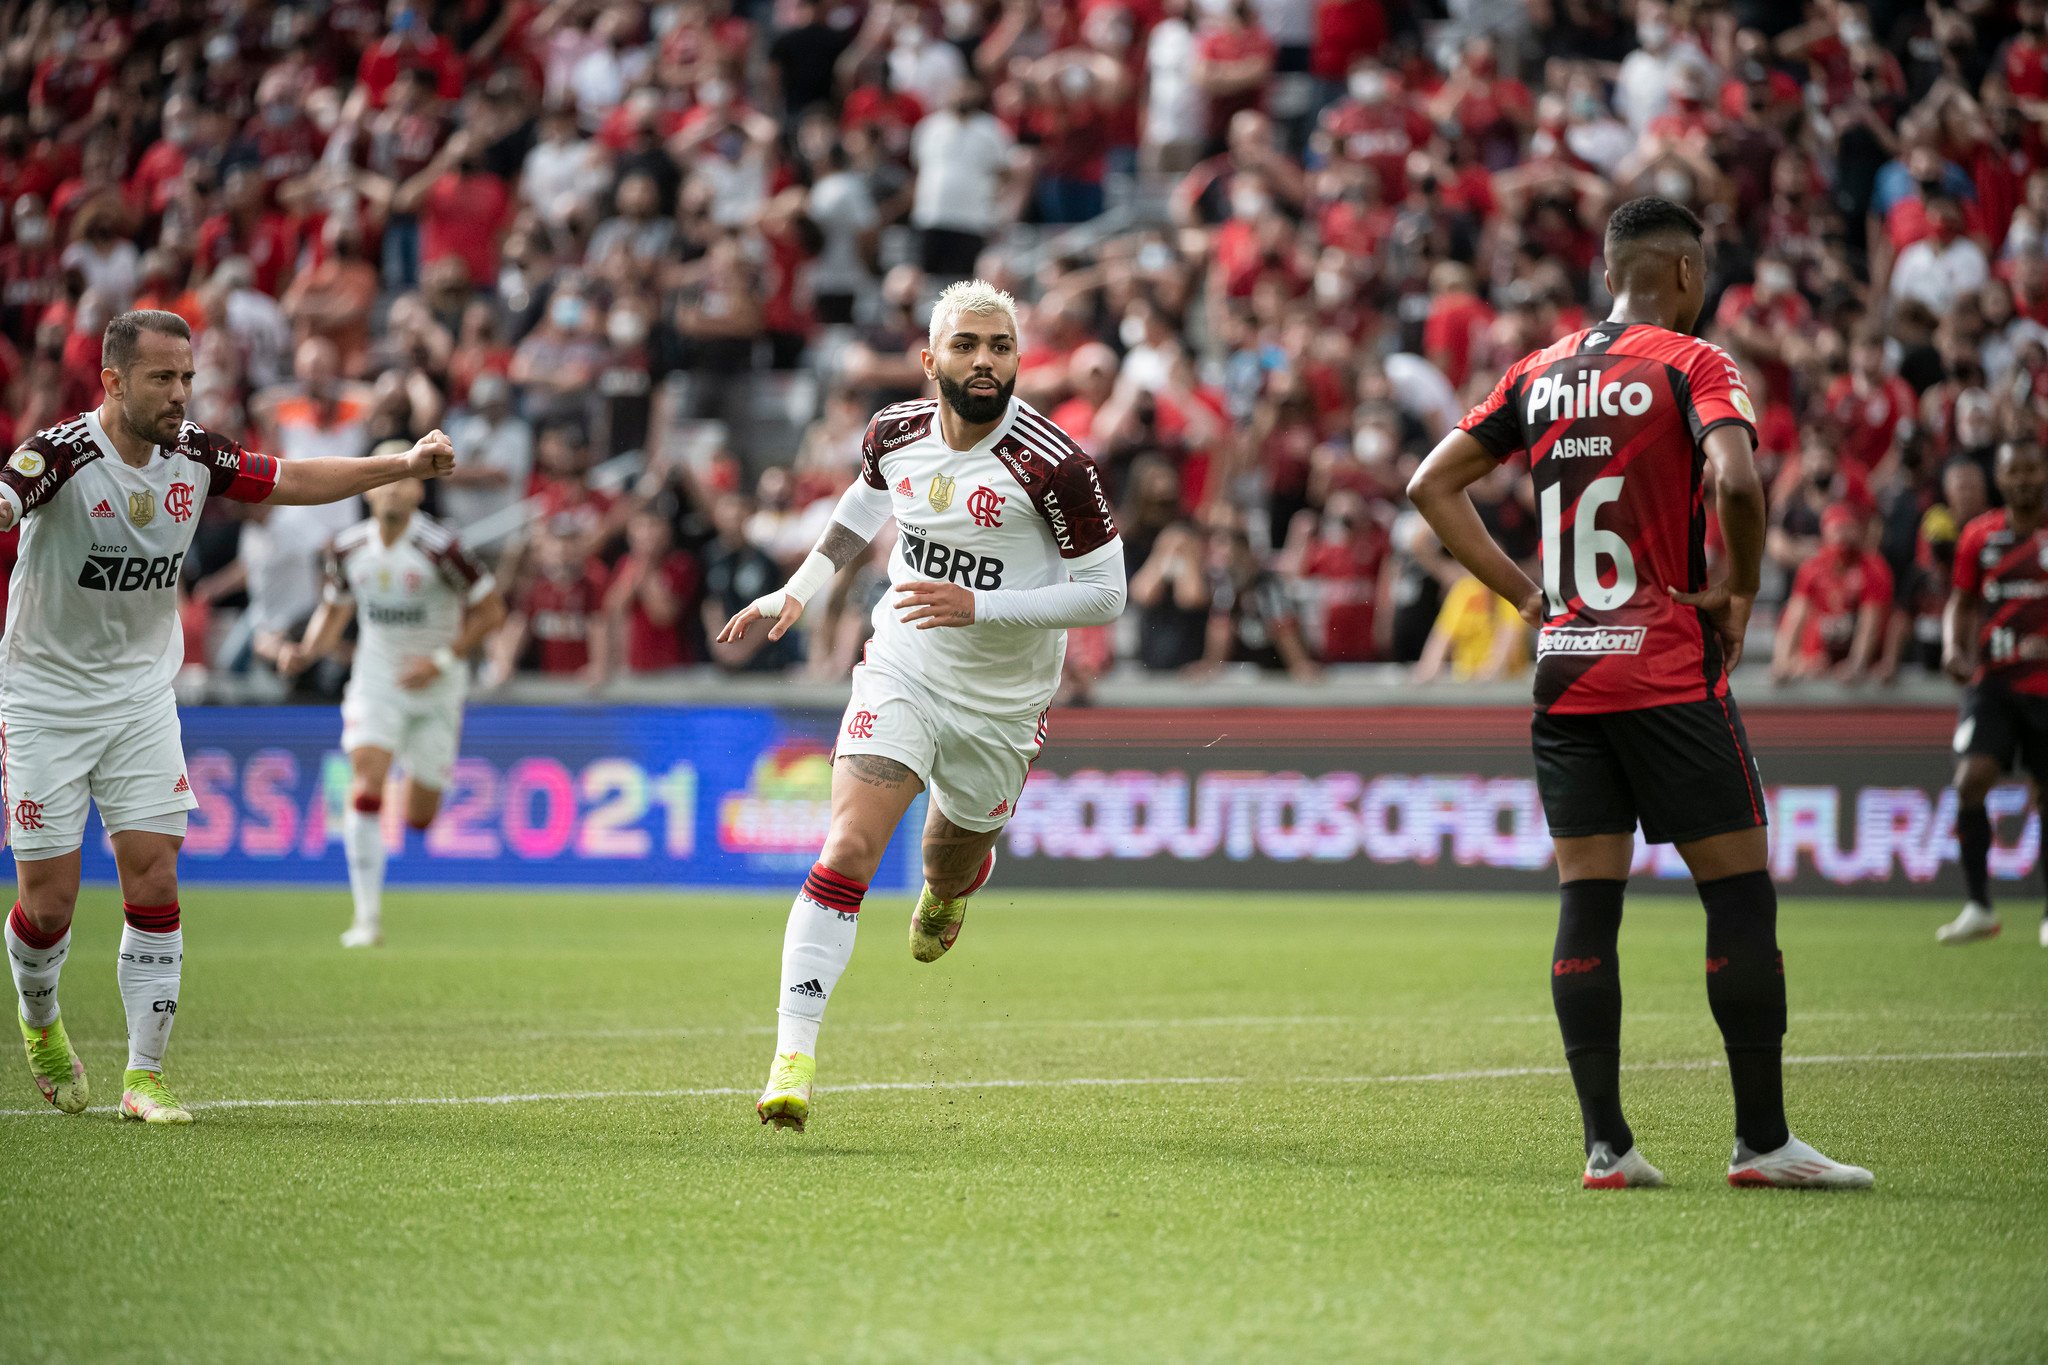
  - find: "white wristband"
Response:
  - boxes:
[431,646,458,673]
[750,550,837,619]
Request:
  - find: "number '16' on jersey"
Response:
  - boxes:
[1457,324,1759,715]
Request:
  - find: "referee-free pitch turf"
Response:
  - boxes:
[1,889,2043,1364]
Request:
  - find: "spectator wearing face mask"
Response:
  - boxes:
[0,194,62,347]
[1713,254,1814,410]
[1891,196,1991,315]
[444,373,536,536]
[1773,505,1895,685]
[393,130,513,291]
[511,286,607,424]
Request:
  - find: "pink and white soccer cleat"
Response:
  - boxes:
[1727,1135,1873,1189]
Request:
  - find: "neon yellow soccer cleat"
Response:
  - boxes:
[19,1015,88,1114]
[909,849,996,962]
[757,1050,816,1132]
[120,1069,192,1125]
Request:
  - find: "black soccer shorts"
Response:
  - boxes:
[1532,695,1768,846]
[1954,677,2048,780]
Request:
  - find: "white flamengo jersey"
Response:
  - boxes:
[323,513,493,696]
[859,395,1120,716]
[0,410,278,726]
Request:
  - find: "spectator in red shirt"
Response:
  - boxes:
[491,528,611,686]
[1291,490,1390,662]
[357,3,467,108]
[196,168,301,298]
[1422,262,1495,391]
[1314,61,1432,200]
[395,132,511,290]
[1192,0,1276,148]
[1772,504,1896,684]
[0,193,63,347]
[1822,330,1919,477]
[603,509,702,672]
[1713,254,1814,410]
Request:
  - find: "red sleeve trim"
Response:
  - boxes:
[222,452,279,503]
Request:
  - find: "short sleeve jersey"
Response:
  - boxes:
[1458,324,1758,715]
[323,512,493,698]
[1953,509,2048,695]
[1789,547,1893,664]
[858,395,1120,716]
[0,410,278,725]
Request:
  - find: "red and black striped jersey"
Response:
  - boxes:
[1458,324,1758,715]
[1954,509,2048,695]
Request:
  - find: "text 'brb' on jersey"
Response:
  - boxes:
[860,396,1120,716]
[323,513,494,697]
[0,411,278,725]
[1458,324,1757,715]
[1954,508,2048,695]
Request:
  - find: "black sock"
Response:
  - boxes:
[1553,879,1630,1156]
[1959,802,1993,907]
[1698,869,1790,1155]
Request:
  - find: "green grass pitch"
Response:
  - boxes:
[1,887,2043,1363]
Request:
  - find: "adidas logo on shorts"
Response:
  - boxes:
[172,775,189,794]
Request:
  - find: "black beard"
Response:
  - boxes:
[937,371,1013,425]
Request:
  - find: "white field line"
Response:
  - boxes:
[84,1009,2042,1051]
[1,1049,2040,1119]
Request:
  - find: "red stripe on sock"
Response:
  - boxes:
[803,862,868,913]
[7,902,64,950]
[353,793,383,814]
[122,901,181,934]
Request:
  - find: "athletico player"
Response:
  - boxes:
[718,280,1127,1132]
[1936,439,2048,948]
[2,310,455,1124]
[278,463,506,948]
[1408,199,1871,1190]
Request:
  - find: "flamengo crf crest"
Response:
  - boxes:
[128,491,155,527]
[928,473,955,512]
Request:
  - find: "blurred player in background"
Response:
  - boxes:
[1936,439,2048,949]
[3,311,455,1125]
[280,454,505,947]
[1409,199,1873,1190]
[718,280,1126,1133]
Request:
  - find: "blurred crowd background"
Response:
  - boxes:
[0,0,2036,699]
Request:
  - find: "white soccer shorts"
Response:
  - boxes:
[836,658,1048,832]
[341,683,465,790]
[2,691,197,859]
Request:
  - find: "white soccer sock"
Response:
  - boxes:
[343,802,387,932]
[775,863,868,1058]
[118,910,183,1073]
[6,905,70,1028]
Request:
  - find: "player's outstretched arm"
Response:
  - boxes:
[1408,429,1545,627]
[897,552,1129,631]
[718,480,891,645]
[265,431,456,506]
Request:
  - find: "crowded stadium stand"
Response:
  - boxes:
[3,0,2031,706]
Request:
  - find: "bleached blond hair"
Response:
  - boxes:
[927,279,1023,353]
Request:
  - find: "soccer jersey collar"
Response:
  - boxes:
[83,410,162,469]
[939,396,1019,456]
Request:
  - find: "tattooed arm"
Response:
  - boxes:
[716,481,893,644]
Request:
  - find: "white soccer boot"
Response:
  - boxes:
[1936,902,2001,945]
[1727,1135,1873,1189]
[1582,1141,1664,1189]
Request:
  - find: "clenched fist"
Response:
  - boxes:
[406,430,457,480]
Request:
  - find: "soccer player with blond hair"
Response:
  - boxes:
[720,280,1128,1132]
[2,310,456,1124]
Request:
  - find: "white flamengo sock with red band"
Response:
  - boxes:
[775,863,867,1059]
[118,902,182,1072]
[344,794,387,934]
[6,902,69,1028]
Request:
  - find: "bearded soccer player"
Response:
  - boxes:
[279,466,506,947]
[1408,199,1872,1190]
[1936,439,2048,948]
[719,280,1126,1132]
[2,310,456,1124]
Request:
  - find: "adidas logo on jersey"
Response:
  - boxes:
[89,499,115,518]
[988,797,1010,818]
[1526,372,1654,424]
[894,477,913,497]
[172,775,189,794]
